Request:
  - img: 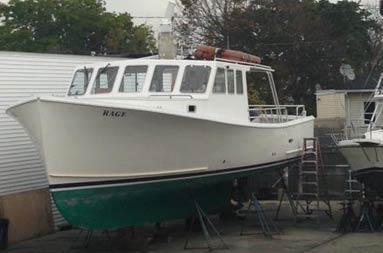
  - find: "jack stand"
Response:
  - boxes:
[274,168,297,220]
[66,229,94,252]
[355,200,378,232]
[80,229,94,248]
[240,193,279,238]
[149,222,170,244]
[336,201,358,233]
[66,229,117,253]
[184,200,229,251]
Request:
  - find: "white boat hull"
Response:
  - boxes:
[338,140,383,171]
[7,97,314,187]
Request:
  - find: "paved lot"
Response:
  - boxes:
[5,201,383,253]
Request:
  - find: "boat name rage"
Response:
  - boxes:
[102,109,127,118]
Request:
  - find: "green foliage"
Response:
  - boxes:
[0,0,156,55]
[178,0,382,114]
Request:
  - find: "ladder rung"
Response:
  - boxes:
[298,193,318,196]
[296,214,318,218]
[345,190,361,193]
[303,151,318,155]
[300,171,318,175]
[301,182,318,185]
[301,160,318,163]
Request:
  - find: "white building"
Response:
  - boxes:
[0,51,120,242]
[316,89,379,132]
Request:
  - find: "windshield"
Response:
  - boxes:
[119,65,148,93]
[180,65,211,93]
[149,65,179,92]
[68,68,93,96]
[91,66,119,94]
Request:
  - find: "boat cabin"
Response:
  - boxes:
[67,58,306,124]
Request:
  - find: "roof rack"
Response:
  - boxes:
[215,57,274,72]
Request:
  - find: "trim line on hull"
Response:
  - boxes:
[50,166,209,178]
[50,157,298,191]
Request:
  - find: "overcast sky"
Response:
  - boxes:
[0,0,380,35]
[105,0,172,36]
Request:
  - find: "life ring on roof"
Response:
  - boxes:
[193,45,261,64]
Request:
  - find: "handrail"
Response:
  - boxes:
[248,104,306,123]
[148,94,193,99]
[214,57,274,71]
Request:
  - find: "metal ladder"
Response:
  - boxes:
[345,169,361,199]
[295,138,332,223]
[336,169,360,233]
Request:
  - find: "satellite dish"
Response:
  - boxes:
[339,64,356,81]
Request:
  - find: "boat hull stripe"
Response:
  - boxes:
[49,157,298,190]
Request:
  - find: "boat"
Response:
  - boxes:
[336,73,383,195]
[6,46,314,230]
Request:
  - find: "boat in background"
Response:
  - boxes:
[336,73,383,195]
[6,46,314,230]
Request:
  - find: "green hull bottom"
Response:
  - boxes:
[52,160,294,230]
[53,179,232,230]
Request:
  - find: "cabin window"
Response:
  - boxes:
[119,66,148,93]
[91,66,119,94]
[68,68,93,96]
[180,65,211,93]
[227,69,235,94]
[149,65,179,92]
[213,68,226,93]
[236,70,244,94]
[364,102,375,124]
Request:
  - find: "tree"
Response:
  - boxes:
[0,0,156,55]
[177,0,382,114]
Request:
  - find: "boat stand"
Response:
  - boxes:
[336,201,358,233]
[66,229,115,252]
[240,193,279,238]
[355,199,379,232]
[184,200,229,251]
[274,168,298,220]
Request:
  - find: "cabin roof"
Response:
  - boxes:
[74,58,274,72]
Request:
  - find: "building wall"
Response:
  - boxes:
[346,93,369,126]
[316,92,346,119]
[315,92,346,129]
[0,51,121,242]
[0,189,53,243]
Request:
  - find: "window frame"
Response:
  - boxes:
[364,101,376,125]
[180,65,212,94]
[67,67,94,96]
[227,69,235,94]
[118,65,149,93]
[235,70,244,95]
[149,65,180,93]
[212,67,227,94]
[90,65,120,95]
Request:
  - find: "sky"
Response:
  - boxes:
[104,0,379,34]
[0,0,379,35]
[105,0,172,36]
[0,0,172,35]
